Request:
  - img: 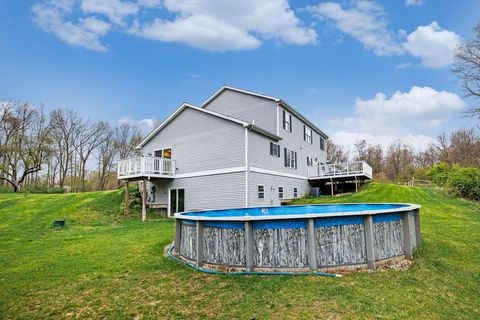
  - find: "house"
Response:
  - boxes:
[117,86,372,218]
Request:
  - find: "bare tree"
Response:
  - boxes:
[384,141,415,181]
[0,102,51,191]
[326,139,348,163]
[49,109,83,189]
[114,123,142,160]
[353,139,384,175]
[74,120,109,191]
[453,21,480,120]
[97,126,117,190]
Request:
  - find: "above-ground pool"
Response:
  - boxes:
[172,203,421,273]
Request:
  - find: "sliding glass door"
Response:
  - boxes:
[169,188,185,216]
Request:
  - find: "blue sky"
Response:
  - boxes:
[1,0,479,152]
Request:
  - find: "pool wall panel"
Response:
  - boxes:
[203,226,246,266]
[315,224,367,267]
[180,222,197,260]
[373,220,404,260]
[253,228,308,268]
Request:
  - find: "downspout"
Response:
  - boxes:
[244,127,249,208]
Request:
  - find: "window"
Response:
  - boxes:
[307,157,313,166]
[258,185,265,199]
[278,186,284,199]
[154,148,172,158]
[284,148,297,169]
[293,187,298,198]
[283,110,292,132]
[304,125,313,144]
[320,137,325,151]
[270,142,280,157]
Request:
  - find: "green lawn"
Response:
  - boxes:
[0,183,479,319]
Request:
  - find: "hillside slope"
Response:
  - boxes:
[0,184,479,319]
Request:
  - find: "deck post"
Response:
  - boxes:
[141,179,147,222]
[355,176,358,193]
[414,209,422,247]
[307,218,317,271]
[245,221,254,272]
[330,178,334,196]
[196,221,204,267]
[174,219,182,254]
[402,211,413,260]
[363,215,376,270]
[124,180,129,215]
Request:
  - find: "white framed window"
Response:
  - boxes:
[283,110,292,132]
[293,187,298,198]
[284,148,297,169]
[320,137,325,151]
[304,125,313,144]
[307,157,313,166]
[270,142,280,157]
[278,186,284,199]
[154,147,172,158]
[258,185,265,199]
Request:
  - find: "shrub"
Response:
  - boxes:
[427,163,480,201]
[22,184,65,194]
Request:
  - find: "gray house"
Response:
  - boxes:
[118,86,372,218]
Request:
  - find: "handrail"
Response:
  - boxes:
[117,156,175,178]
[308,161,372,179]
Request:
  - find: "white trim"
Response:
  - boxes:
[175,166,246,179]
[152,146,172,158]
[276,103,280,135]
[250,167,307,180]
[200,86,279,108]
[245,128,249,208]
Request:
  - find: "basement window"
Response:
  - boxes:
[258,185,265,199]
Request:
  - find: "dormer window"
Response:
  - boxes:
[283,110,292,132]
[304,125,312,144]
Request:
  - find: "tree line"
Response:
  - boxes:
[0,102,143,192]
[327,127,480,183]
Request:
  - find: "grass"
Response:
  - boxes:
[0,183,479,319]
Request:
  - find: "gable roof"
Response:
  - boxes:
[201,86,329,139]
[137,103,281,148]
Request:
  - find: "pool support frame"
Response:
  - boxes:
[173,204,421,273]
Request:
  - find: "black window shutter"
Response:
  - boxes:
[289,114,292,132]
[284,148,288,167]
[282,110,286,129]
[277,145,280,157]
[270,142,273,155]
[307,157,309,166]
[295,152,297,169]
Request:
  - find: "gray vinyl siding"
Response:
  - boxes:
[142,108,245,174]
[203,90,277,134]
[149,172,245,212]
[248,172,309,207]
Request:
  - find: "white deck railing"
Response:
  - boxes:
[308,161,372,179]
[117,156,175,179]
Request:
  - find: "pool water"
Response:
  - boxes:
[182,203,411,218]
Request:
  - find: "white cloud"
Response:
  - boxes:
[308,2,461,68]
[331,131,434,153]
[81,0,139,26]
[32,0,111,52]
[33,0,316,52]
[118,116,158,134]
[405,0,424,6]
[308,0,402,56]
[403,21,461,68]
[131,0,317,51]
[328,86,465,151]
